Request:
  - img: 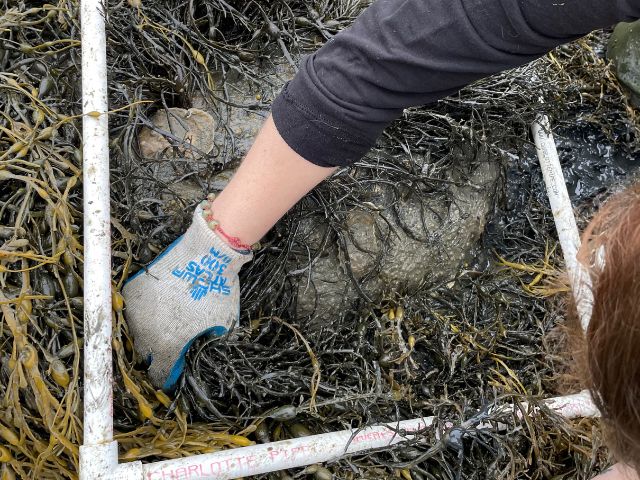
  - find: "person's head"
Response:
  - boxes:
[579,180,640,469]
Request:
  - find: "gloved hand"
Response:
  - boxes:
[122,204,252,391]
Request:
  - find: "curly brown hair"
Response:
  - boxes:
[579,180,640,470]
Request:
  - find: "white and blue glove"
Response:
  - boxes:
[122,205,252,391]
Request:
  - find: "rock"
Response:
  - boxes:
[292,149,501,321]
[134,108,217,219]
[194,58,297,155]
[158,170,235,220]
[138,107,216,159]
[608,20,640,106]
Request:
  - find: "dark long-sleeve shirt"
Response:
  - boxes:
[271,0,640,168]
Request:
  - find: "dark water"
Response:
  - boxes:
[483,122,638,275]
[502,124,639,224]
[556,125,639,203]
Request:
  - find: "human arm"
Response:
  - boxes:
[272,0,640,168]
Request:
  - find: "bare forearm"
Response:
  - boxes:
[210,115,336,245]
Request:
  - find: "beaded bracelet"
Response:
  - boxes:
[200,194,259,252]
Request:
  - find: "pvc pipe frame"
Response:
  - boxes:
[81,391,597,480]
[78,0,597,475]
[78,0,120,478]
[532,115,594,332]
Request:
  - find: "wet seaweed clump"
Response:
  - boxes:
[1,0,639,479]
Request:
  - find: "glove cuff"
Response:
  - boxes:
[183,205,253,272]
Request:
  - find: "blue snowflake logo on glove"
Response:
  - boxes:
[171,247,232,300]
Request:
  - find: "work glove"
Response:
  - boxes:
[122,204,252,391]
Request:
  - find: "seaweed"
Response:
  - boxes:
[0,0,638,478]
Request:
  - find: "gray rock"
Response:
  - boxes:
[135,107,217,217]
[139,107,216,160]
[292,150,500,320]
[608,20,640,106]
[191,57,297,157]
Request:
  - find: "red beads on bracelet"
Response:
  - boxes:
[200,194,259,252]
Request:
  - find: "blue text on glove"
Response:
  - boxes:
[171,247,232,300]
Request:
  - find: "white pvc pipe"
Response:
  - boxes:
[532,115,593,331]
[79,0,118,478]
[140,391,596,480]
[74,391,596,480]
[144,418,433,480]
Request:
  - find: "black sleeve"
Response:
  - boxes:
[271,0,640,168]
